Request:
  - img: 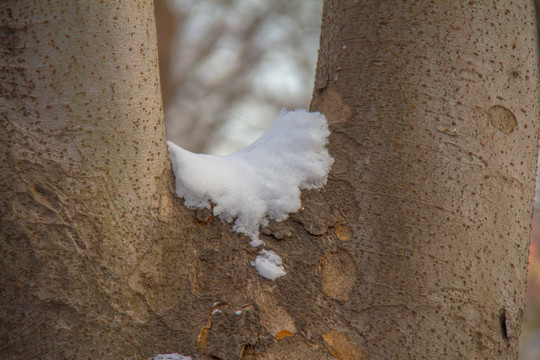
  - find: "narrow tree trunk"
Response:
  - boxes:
[311,0,539,358]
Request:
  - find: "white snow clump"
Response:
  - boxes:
[154,354,191,360]
[167,108,333,247]
[251,249,287,280]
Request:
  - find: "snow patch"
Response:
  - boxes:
[251,249,287,280]
[167,108,333,246]
[154,354,191,360]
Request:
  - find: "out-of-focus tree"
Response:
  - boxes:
[157,0,323,154]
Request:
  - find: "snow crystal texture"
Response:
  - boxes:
[154,354,191,360]
[251,249,287,280]
[167,108,333,246]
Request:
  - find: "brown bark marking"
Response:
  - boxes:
[488,105,517,134]
[198,319,211,352]
[318,250,358,302]
[311,86,352,125]
[198,303,260,359]
[260,305,297,338]
[334,223,352,241]
[323,330,369,360]
[275,330,293,340]
[261,221,293,240]
[255,291,297,338]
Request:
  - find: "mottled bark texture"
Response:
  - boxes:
[311,0,539,358]
[0,1,184,358]
[1,1,539,360]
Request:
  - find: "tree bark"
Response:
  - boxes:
[0,1,184,358]
[1,1,538,360]
[311,0,539,358]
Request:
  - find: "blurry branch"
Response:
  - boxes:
[158,0,323,153]
[177,6,281,151]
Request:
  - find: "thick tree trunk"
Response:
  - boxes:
[0,1,183,358]
[1,1,538,360]
[311,0,539,358]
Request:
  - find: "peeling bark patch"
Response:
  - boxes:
[256,292,297,337]
[311,86,352,124]
[323,330,368,360]
[488,105,517,134]
[318,250,358,301]
[194,216,212,226]
[261,221,292,240]
[334,223,352,241]
[197,321,211,352]
[259,304,296,337]
[198,304,260,359]
[194,208,212,226]
[275,329,293,340]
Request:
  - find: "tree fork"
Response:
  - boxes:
[1,1,539,359]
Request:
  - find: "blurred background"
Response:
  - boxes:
[157,0,322,155]
[154,1,540,358]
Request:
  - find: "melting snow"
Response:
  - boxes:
[154,354,191,360]
[251,249,287,280]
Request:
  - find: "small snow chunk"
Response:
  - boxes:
[154,354,191,360]
[235,310,242,315]
[167,108,333,245]
[251,249,286,280]
[211,309,222,315]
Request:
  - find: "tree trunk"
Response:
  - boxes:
[311,0,539,358]
[1,1,538,360]
[0,1,184,358]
